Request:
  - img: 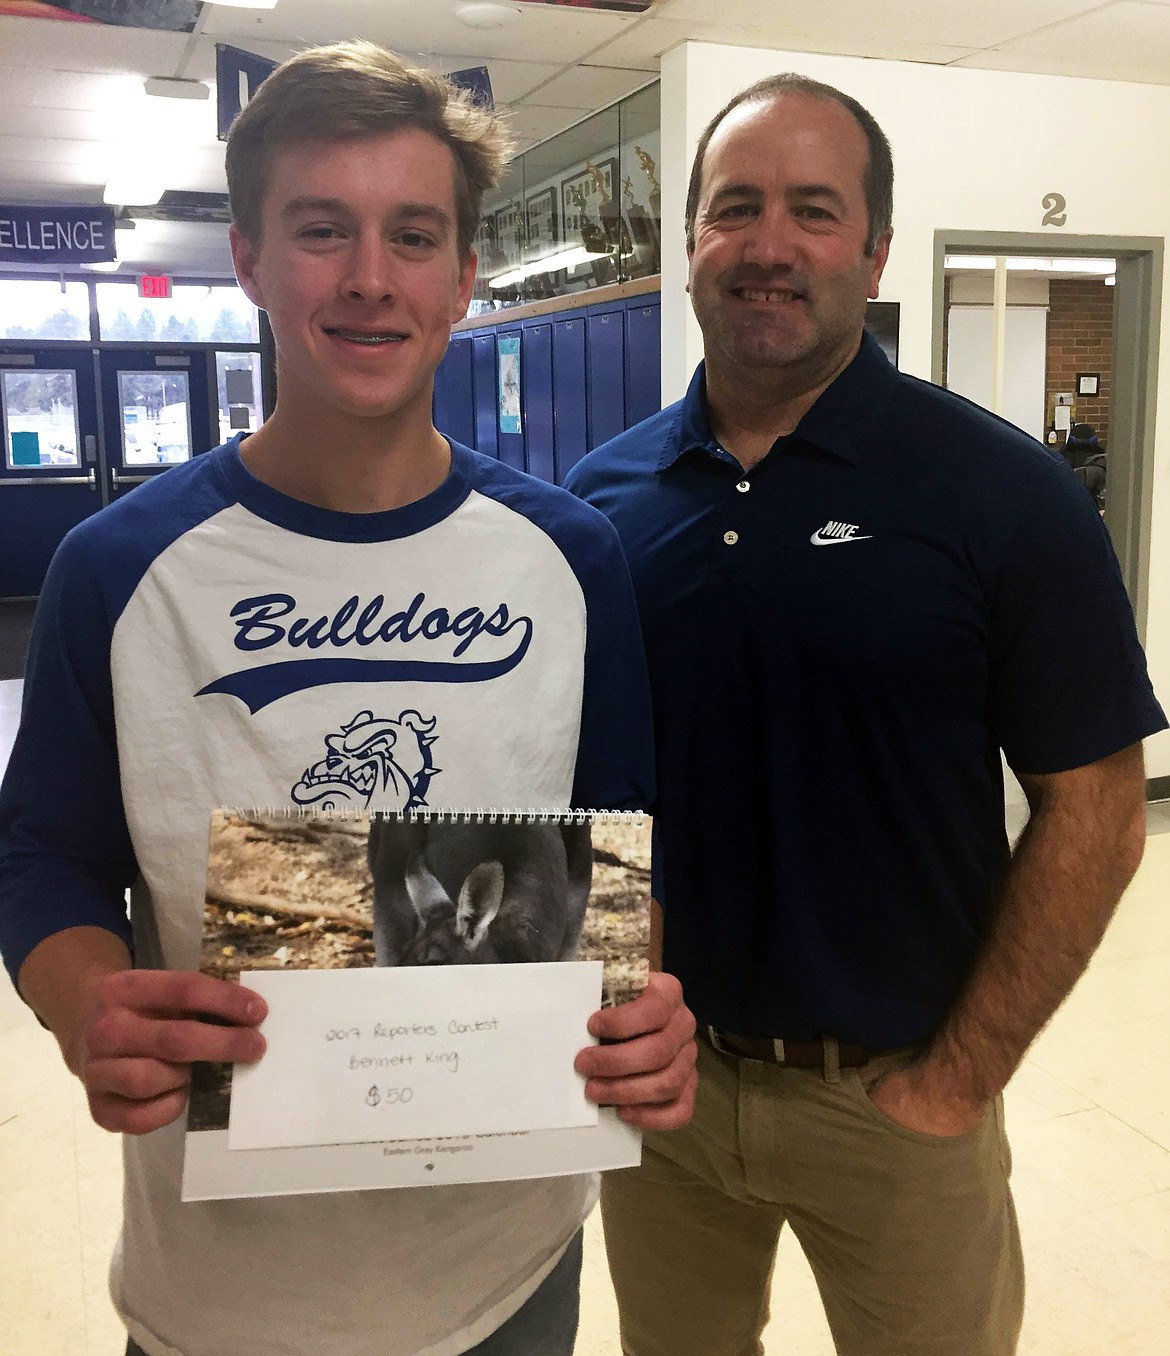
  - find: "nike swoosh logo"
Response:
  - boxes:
[810,531,873,546]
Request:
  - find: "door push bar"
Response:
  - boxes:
[2,467,97,489]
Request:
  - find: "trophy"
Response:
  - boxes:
[629,147,661,275]
[567,181,616,286]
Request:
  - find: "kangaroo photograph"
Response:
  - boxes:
[187,808,651,1132]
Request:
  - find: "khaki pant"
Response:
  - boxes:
[601,1035,1024,1356]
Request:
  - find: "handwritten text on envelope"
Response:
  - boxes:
[229,962,603,1150]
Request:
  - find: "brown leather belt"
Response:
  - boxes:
[704,1025,872,1069]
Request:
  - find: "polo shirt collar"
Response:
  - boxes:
[659,329,898,472]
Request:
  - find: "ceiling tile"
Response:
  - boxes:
[439,58,568,105]
[521,63,655,109]
[957,2,1170,84]
[0,14,190,76]
[196,0,637,67]
[3,106,128,143]
[0,66,129,114]
[499,104,583,142]
[588,18,782,67]
[0,135,224,178]
[589,15,980,68]
[114,222,234,276]
[0,164,106,196]
[653,0,1110,50]
[0,136,113,172]
[178,39,564,105]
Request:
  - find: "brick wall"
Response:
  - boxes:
[1045,279,1113,445]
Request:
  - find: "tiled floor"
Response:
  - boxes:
[3,674,1170,1355]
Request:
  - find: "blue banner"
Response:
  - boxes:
[448,66,494,108]
[216,44,278,142]
[0,205,116,264]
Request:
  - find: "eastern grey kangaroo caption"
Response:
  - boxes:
[368,818,593,966]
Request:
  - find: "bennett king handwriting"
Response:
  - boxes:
[349,1050,460,1073]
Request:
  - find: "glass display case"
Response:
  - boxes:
[469,82,660,318]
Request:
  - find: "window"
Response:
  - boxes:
[0,279,90,341]
[2,369,81,468]
[97,282,259,344]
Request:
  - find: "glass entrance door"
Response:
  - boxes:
[0,348,100,598]
[99,349,213,501]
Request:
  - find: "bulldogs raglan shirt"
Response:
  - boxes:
[0,435,654,1356]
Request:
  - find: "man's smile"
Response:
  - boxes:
[731,287,804,303]
[324,327,408,345]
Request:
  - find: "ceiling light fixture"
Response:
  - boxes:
[944,254,1117,274]
[456,3,522,30]
[490,245,604,289]
[104,175,168,208]
[144,77,210,101]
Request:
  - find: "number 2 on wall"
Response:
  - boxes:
[1042,193,1067,227]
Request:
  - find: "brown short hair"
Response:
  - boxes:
[226,41,513,258]
[684,74,894,256]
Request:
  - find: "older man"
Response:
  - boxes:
[567,73,1164,1356]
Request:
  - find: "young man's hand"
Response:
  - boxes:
[575,972,697,1131]
[74,969,267,1135]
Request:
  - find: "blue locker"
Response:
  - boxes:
[552,317,588,484]
[495,327,526,472]
[472,333,498,459]
[624,302,662,428]
[522,323,555,483]
[586,308,626,449]
[432,336,474,449]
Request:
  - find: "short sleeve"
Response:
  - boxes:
[987,460,1165,775]
[569,523,656,811]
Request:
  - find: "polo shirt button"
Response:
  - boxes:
[736,480,750,493]
[723,530,739,545]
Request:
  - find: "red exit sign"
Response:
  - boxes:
[139,274,172,299]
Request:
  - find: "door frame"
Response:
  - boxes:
[0,346,103,598]
[98,346,216,498]
[932,230,1163,636]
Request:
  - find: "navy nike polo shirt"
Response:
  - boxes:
[566,332,1166,1049]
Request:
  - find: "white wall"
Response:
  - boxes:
[660,43,1170,779]
[947,306,1049,442]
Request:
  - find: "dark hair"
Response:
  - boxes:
[226,41,513,258]
[684,73,893,255]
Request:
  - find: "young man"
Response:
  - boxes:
[566,74,1164,1356]
[0,43,695,1356]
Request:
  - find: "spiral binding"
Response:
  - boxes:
[224,805,645,827]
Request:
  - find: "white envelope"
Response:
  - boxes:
[229,961,602,1151]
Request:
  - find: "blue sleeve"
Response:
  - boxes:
[0,531,137,988]
[988,459,1166,775]
[569,517,656,811]
[465,453,656,811]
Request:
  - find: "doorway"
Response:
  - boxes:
[0,346,216,596]
[932,231,1163,633]
[0,273,264,600]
